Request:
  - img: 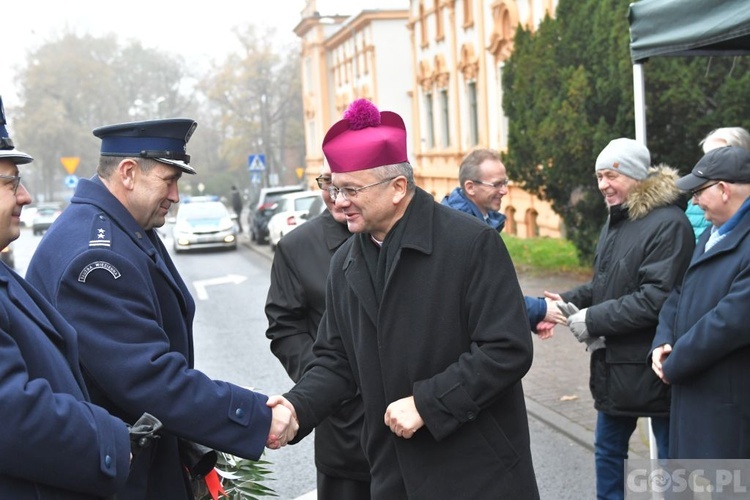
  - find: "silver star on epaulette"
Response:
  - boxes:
[98,228,106,239]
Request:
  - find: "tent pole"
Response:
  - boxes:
[633,62,647,146]
[633,60,658,461]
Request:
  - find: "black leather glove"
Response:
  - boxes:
[128,412,162,458]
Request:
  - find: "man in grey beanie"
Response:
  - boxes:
[546,138,694,499]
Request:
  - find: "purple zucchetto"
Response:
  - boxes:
[322,99,408,173]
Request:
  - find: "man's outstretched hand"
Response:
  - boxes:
[266,395,299,449]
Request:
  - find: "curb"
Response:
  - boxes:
[525,397,594,452]
[241,234,273,261]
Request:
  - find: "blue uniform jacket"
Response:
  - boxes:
[26,177,272,499]
[0,264,130,498]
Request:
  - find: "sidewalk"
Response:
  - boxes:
[242,232,654,462]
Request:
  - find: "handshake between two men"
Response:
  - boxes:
[263,293,601,450]
[264,394,426,449]
[541,292,605,352]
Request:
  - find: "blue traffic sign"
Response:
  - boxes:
[64,174,79,189]
[248,154,266,172]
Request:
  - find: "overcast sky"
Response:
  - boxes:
[2,1,409,113]
[2,1,309,109]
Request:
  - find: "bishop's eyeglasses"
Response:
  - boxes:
[327,177,397,201]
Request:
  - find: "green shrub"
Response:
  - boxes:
[501,234,589,276]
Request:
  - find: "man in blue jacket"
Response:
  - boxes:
[0,97,134,498]
[442,148,563,336]
[26,118,297,499]
[652,146,750,459]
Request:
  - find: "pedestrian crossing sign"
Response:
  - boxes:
[248,154,266,172]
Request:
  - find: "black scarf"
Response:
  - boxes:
[357,195,415,305]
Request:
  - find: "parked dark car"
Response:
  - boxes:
[248,185,303,244]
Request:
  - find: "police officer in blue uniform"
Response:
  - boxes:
[0,97,134,498]
[26,118,297,499]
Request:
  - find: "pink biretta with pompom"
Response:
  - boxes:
[322,99,408,173]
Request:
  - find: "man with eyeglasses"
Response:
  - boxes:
[651,145,750,460]
[442,148,565,337]
[546,138,694,499]
[26,118,297,499]
[268,99,539,499]
[684,127,750,242]
[264,163,370,499]
[0,97,140,498]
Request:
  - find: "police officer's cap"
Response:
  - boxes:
[0,96,33,165]
[93,118,197,175]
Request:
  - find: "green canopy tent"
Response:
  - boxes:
[628,0,750,143]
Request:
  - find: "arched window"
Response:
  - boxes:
[462,0,474,27]
[505,206,517,235]
[434,0,444,40]
[525,209,539,238]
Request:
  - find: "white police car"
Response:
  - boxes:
[171,198,237,253]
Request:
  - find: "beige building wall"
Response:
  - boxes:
[294,0,562,238]
[295,4,413,187]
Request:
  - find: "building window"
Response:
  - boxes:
[425,92,435,148]
[497,63,509,151]
[304,57,312,92]
[351,33,359,80]
[308,120,316,156]
[434,0,444,40]
[440,89,450,148]
[467,81,479,146]
[420,2,428,47]
[506,206,517,235]
[525,209,539,238]
[463,0,474,27]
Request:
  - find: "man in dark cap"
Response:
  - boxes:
[651,145,750,459]
[0,97,136,498]
[26,118,297,499]
[269,99,539,499]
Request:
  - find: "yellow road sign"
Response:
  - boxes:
[296,167,305,179]
[61,157,80,174]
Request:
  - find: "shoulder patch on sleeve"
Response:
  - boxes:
[78,261,122,282]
